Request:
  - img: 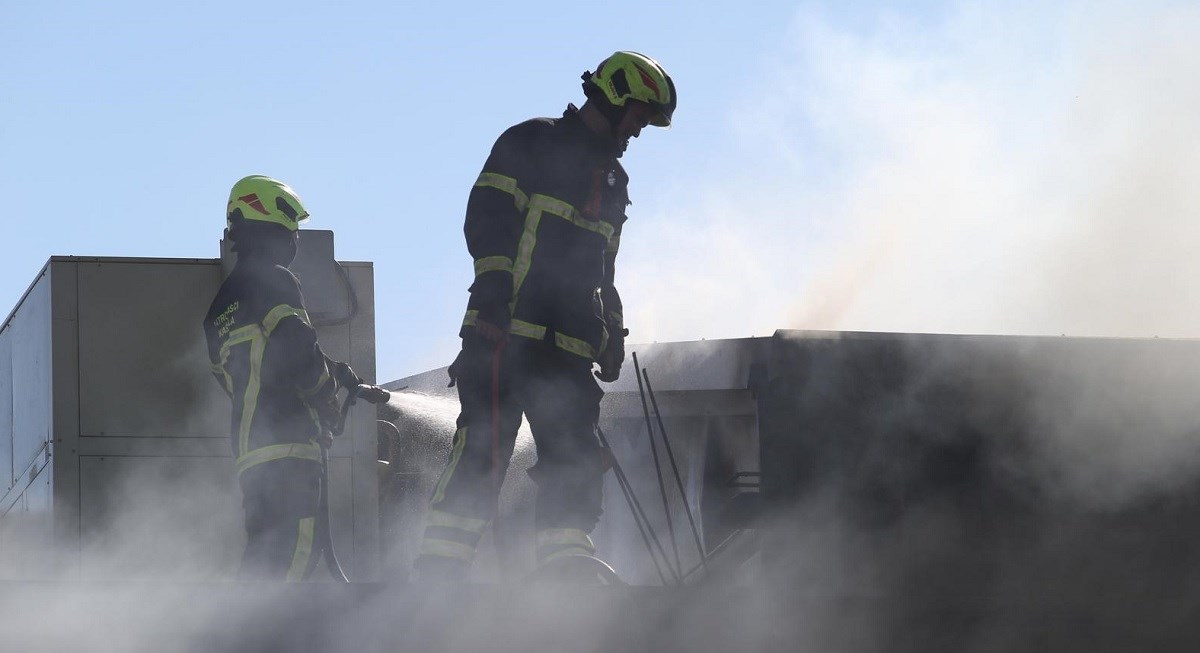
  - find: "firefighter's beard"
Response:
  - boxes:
[615,131,638,157]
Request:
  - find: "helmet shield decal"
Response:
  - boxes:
[226,175,310,231]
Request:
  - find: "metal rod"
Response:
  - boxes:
[598,427,674,586]
[643,367,709,576]
[679,528,755,582]
[614,470,669,586]
[632,351,682,580]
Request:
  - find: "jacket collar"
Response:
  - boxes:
[562,104,619,159]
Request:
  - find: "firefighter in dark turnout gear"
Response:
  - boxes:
[204,175,359,580]
[415,52,677,579]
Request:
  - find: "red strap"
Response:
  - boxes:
[582,168,603,220]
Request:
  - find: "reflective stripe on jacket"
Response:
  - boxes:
[204,261,337,472]
[461,105,628,360]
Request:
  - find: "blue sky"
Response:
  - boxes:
[1,0,811,379]
[4,1,1199,381]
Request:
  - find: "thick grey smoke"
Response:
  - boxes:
[606,3,1200,648]
[753,328,1200,650]
[6,3,1200,651]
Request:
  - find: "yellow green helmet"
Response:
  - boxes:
[226,175,309,231]
[583,51,677,127]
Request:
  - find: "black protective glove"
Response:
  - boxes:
[476,300,511,334]
[594,328,628,383]
[470,271,513,336]
[328,359,362,390]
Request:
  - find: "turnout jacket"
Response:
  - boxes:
[204,261,339,476]
[461,105,628,361]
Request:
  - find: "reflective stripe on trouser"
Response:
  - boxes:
[286,517,316,580]
[237,458,322,580]
[422,333,607,570]
[418,508,490,563]
[418,336,522,568]
[236,442,323,477]
[536,528,596,563]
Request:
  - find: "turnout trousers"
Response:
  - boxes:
[416,334,607,574]
[238,457,322,580]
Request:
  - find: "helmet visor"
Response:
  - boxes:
[649,74,677,128]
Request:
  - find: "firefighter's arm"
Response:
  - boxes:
[266,272,342,431]
[601,220,626,335]
[596,223,628,383]
[464,125,532,333]
[273,317,341,433]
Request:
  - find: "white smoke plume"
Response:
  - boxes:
[621,1,1200,342]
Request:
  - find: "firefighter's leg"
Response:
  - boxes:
[414,335,521,579]
[237,457,322,580]
[519,350,607,564]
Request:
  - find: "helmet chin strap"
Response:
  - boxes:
[582,72,630,141]
[594,111,627,158]
[598,99,627,130]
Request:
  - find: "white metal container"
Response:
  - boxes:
[0,235,378,580]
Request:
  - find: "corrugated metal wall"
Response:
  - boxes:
[0,268,55,578]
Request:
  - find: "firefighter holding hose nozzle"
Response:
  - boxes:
[203,175,361,580]
[414,52,677,582]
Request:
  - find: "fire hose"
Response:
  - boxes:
[315,382,391,582]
